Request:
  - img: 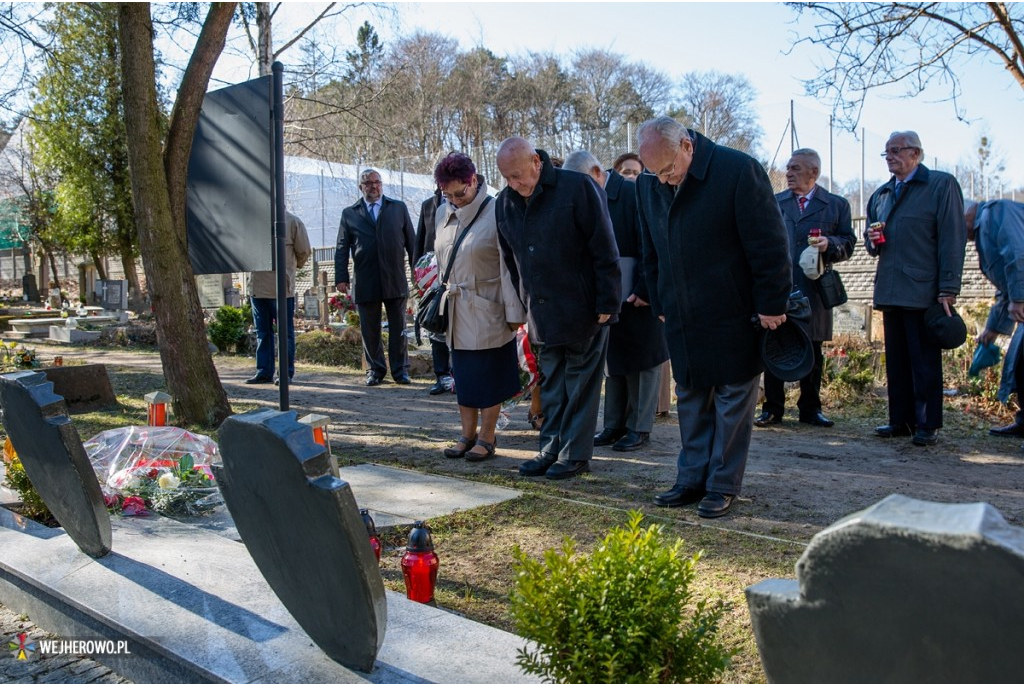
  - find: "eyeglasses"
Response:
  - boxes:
[441,184,471,200]
[361,179,382,186]
[880,146,918,157]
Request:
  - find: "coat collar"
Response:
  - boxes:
[350,194,390,212]
[441,178,491,227]
[604,168,625,201]
[685,129,715,183]
[886,164,931,193]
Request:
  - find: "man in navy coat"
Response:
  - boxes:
[496,137,621,480]
[757,148,855,428]
[335,169,416,386]
[636,116,792,518]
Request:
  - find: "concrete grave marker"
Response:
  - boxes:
[746,494,1024,683]
[0,370,111,557]
[215,408,387,673]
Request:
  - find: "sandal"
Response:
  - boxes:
[444,436,476,459]
[465,438,496,462]
[528,412,545,431]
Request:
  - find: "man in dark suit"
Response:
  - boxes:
[495,137,621,480]
[866,131,966,446]
[413,187,454,395]
[563,149,669,452]
[636,116,791,518]
[335,169,416,386]
[756,148,856,428]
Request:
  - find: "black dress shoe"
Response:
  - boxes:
[754,410,783,427]
[428,375,454,395]
[613,431,650,452]
[519,453,558,477]
[874,424,913,438]
[365,373,384,387]
[594,427,627,446]
[799,411,834,428]
[393,373,411,384]
[545,459,590,480]
[989,422,1024,437]
[245,375,273,385]
[653,485,705,508]
[912,428,938,446]
[697,492,736,518]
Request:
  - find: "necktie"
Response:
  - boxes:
[798,196,807,214]
[370,202,378,221]
[894,181,904,200]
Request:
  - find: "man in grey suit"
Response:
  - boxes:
[866,131,966,446]
[636,116,792,518]
[757,149,856,428]
[335,169,416,386]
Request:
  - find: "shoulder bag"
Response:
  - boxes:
[416,196,491,334]
[817,264,848,309]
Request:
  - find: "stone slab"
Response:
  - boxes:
[39,364,118,413]
[0,506,538,684]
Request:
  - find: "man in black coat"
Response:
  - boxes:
[413,188,454,395]
[564,149,669,453]
[757,148,856,429]
[335,169,416,386]
[636,116,792,518]
[495,137,621,480]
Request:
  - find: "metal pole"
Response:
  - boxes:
[860,127,865,217]
[790,100,795,151]
[828,115,834,193]
[272,62,289,410]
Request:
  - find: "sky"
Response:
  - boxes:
[210,1,1024,196]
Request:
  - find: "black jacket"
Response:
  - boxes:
[334,195,415,304]
[496,149,621,346]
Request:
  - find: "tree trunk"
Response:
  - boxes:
[47,250,61,293]
[90,250,108,281]
[118,3,234,428]
[256,3,272,76]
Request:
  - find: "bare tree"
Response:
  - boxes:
[118,2,235,427]
[672,71,763,152]
[789,2,1024,129]
[0,3,52,125]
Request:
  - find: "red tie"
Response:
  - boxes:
[798,196,807,213]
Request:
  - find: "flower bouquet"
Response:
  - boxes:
[85,426,222,518]
[329,291,355,313]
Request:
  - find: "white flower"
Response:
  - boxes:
[157,473,181,490]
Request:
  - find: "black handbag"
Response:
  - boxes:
[415,196,491,335]
[817,266,848,308]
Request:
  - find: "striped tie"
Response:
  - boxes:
[798,196,807,214]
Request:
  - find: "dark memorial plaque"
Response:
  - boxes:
[187,76,273,275]
[0,371,111,557]
[215,409,386,672]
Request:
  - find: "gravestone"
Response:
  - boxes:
[215,409,386,673]
[0,371,111,558]
[746,494,1024,683]
[41,364,118,413]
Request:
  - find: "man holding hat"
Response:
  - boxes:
[757,149,855,429]
[866,131,966,446]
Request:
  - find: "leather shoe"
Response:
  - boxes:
[874,423,914,438]
[545,459,590,480]
[754,410,782,427]
[989,422,1024,438]
[519,453,557,477]
[697,492,736,518]
[428,375,454,395]
[365,373,384,387]
[393,373,411,384]
[799,411,834,428]
[612,431,650,452]
[594,427,627,446]
[912,428,938,446]
[244,375,273,385]
[653,485,705,508]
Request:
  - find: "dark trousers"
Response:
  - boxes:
[762,340,824,418]
[883,308,944,430]
[538,327,609,463]
[430,336,452,378]
[251,296,295,380]
[357,296,409,379]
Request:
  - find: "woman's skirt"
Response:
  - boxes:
[451,338,521,409]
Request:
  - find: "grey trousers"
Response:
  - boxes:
[601,365,662,433]
[357,296,409,379]
[673,375,760,495]
[538,327,609,462]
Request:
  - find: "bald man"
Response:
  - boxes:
[495,137,621,480]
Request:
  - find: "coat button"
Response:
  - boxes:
[528,245,535,252]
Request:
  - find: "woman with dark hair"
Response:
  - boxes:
[612,152,644,180]
[433,152,526,461]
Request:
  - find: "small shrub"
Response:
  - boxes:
[509,511,732,684]
[2,439,52,522]
[207,304,251,353]
[295,330,363,368]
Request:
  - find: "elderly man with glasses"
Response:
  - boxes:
[866,131,966,446]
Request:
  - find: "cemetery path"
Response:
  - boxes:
[41,344,1024,543]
